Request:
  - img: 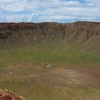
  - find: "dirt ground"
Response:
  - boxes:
[1,64,100,87]
[0,64,100,100]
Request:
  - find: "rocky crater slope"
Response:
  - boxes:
[0,21,100,54]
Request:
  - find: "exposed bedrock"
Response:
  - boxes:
[0,21,100,54]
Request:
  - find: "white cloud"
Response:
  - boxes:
[0,0,100,22]
[86,0,100,7]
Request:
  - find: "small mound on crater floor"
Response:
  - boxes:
[0,89,25,100]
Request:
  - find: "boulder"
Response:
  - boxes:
[0,89,25,100]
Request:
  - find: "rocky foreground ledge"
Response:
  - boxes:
[0,89,25,100]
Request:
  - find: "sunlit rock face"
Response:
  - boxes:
[0,21,100,55]
[0,89,25,100]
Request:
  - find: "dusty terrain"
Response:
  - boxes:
[0,21,100,100]
[1,64,100,87]
[0,64,100,100]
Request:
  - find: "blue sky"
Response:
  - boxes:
[0,0,100,23]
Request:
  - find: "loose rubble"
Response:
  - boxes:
[43,64,56,69]
[0,89,25,100]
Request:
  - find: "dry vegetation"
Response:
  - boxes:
[0,21,100,100]
[0,46,100,100]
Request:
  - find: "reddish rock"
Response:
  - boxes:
[0,89,25,100]
[0,95,11,100]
